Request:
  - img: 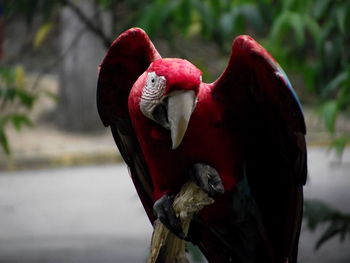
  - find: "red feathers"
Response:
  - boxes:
[149,58,202,95]
[97,28,307,263]
[97,28,160,123]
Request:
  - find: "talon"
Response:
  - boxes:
[189,163,224,197]
[153,193,187,239]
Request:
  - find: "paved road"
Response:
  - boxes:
[0,147,349,262]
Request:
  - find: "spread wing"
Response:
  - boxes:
[97,28,161,222]
[211,35,307,263]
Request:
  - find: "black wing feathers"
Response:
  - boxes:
[212,35,307,263]
[97,28,160,223]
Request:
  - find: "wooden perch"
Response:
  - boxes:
[147,181,214,263]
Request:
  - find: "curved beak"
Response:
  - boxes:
[167,91,196,149]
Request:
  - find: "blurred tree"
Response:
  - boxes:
[56,0,110,131]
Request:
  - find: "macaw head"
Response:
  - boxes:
[138,58,202,149]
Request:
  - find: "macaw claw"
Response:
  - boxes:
[153,193,187,240]
[189,163,224,197]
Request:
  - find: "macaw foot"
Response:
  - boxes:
[153,164,223,241]
[153,193,187,240]
[189,163,224,197]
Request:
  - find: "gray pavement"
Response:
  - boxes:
[0,165,152,263]
[0,147,350,262]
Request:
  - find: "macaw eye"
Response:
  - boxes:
[140,72,167,120]
[142,72,166,100]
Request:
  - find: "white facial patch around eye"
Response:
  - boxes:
[140,72,167,119]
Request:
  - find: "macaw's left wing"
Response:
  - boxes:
[211,36,307,263]
[97,28,161,222]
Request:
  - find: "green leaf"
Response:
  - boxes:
[209,0,221,18]
[97,0,114,9]
[270,11,305,47]
[10,114,33,131]
[136,1,176,37]
[336,7,347,35]
[15,89,36,109]
[240,4,265,34]
[0,88,16,102]
[33,23,53,49]
[303,14,322,51]
[304,200,336,231]
[193,0,215,38]
[337,77,350,110]
[41,90,59,101]
[313,0,331,19]
[282,0,294,11]
[175,0,192,34]
[226,4,265,36]
[301,64,317,92]
[329,136,348,158]
[304,199,350,250]
[0,129,10,155]
[315,222,343,250]
[219,13,234,39]
[323,71,348,96]
[321,101,338,134]
[0,67,16,84]
[14,65,25,89]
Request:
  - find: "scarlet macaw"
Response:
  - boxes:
[97,28,307,263]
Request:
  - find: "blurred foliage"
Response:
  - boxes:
[264,0,350,155]
[0,1,59,155]
[0,65,34,154]
[135,0,350,153]
[135,0,267,50]
[2,0,59,23]
[304,200,350,250]
[4,1,349,139]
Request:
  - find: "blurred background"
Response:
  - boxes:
[0,0,349,262]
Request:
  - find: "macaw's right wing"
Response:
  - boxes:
[97,28,161,222]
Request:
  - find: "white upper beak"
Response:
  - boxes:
[167,91,196,149]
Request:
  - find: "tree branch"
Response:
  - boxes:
[29,26,86,93]
[59,0,112,48]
